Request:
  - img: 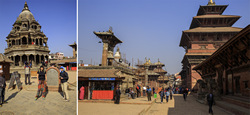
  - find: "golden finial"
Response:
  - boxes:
[148,58,151,63]
[207,0,216,5]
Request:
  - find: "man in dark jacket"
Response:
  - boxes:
[0,72,6,107]
[115,87,121,104]
[207,90,214,115]
[60,66,69,102]
[146,86,152,101]
[136,84,141,98]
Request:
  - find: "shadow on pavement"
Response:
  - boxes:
[5,91,19,102]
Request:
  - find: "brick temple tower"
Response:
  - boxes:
[4,2,50,73]
[179,0,242,90]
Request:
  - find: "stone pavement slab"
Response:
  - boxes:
[0,89,76,115]
[78,102,150,115]
[146,94,175,115]
[168,94,233,115]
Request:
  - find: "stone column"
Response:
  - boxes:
[102,42,108,66]
[13,56,16,67]
[145,65,149,86]
[19,55,23,67]
[39,55,41,65]
[27,55,30,64]
[34,55,37,66]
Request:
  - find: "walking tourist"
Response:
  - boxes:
[60,66,69,102]
[153,87,155,94]
[115,87,121,104]
[207,90,214,115]
[146,86,152,101]
[35,66,47,100]
[143,86,146,96]
[24,63,31,85]
[170,89,173,100]
[183,88,188,101]
[165,90,170,102]
[136,84,141,97]
[0,72,7,107]
[159,89,164,104]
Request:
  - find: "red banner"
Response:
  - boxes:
[92,90,113,99]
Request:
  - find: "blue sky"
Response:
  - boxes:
[0,0,76,57]
[78,0,250,74]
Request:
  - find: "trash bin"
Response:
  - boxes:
[154,93,157,98]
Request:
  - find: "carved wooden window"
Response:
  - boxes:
[200,45,207,49]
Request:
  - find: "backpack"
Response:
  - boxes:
[0,77,5,88]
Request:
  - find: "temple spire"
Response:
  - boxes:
[207,0,216,6]
[22,1,30,11]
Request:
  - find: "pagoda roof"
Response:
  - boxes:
[157,76,169,81]
[185,52,213,56]
[93,31,123,44]
[193,15,240,19]
[138,71,160,76]
[180,27,242,47]
[0,54,13,63]
[183,27,242,33]
[197,5,228,16]
[190,15,240,29]
[153,68,167,74]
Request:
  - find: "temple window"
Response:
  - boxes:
[23,24,27,28]
[200,45,207,49]
[244,81,248,88]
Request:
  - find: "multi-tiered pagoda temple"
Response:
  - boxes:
[179,0,242,90]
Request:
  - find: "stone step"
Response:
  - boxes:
[216,100,250,115]
[222,96,250,109]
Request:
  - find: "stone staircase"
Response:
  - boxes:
[216,95,250,115]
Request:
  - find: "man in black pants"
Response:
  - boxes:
[0,72,7,107]
[207,90,214,115]
[115,87,121,104]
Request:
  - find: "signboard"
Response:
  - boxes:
[8,72,22,90]
[46,68,60,86]
[89,78,115,81]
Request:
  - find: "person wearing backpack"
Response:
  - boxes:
[0,72,7,107]
[146,86,152,101]
[165,90,170,102]
[60,66,69,102]
[136,84,141,98]
[170,89,173,100]
[24,62,31,85]
[159,89,165,104]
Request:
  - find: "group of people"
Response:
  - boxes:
[159,88,173,104]
[35,66,70,102]
[0,64,71,108]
